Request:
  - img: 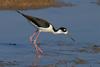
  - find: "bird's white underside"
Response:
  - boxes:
[39,24,54,33]
[39,25,68,35]
[30,21,68,35]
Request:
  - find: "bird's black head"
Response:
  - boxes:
[55,27,75,42]
[59,27,67,32]
[56,27,68,35]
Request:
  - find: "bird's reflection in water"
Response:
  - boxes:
[31,53,42,67]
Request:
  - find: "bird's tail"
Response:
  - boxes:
[16,10,34,22]
[16,10,27,17]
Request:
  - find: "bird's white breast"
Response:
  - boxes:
[39,25,54,33]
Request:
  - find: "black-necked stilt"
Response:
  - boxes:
[16,11,75,55]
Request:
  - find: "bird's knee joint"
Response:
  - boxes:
[34,40,37,43]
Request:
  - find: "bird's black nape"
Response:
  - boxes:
[59,27,67,32]
[53,27,67,33]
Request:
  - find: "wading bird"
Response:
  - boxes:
[16,11,75,55]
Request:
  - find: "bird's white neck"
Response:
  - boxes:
[52,30,62,34]
[39,24,68,35]
[53,29,68,35]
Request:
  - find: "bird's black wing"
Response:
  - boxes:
[31,17,50,28]
[16,11,50,28]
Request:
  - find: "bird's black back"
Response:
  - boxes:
[16,11,50,28]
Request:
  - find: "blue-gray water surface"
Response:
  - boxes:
[0,0,100,67]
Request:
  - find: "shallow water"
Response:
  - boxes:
[0,0,100,67]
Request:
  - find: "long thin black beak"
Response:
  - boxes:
[65,32,76,42]
[70,37,76,42]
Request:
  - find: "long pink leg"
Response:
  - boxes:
[34,32,43,54]
[29,31,37,44]
[37,39,40,45]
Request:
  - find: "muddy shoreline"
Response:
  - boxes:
[0,0,74,10]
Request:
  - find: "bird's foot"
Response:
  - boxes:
[35,47,43,55]
[34,40,43,55]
